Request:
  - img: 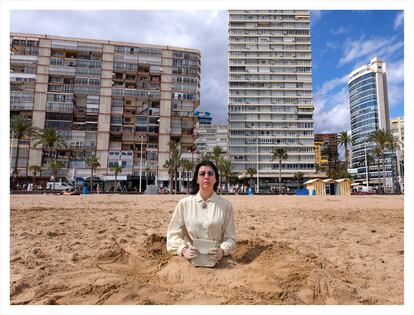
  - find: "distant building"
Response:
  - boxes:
[348,57,392,188]
[194,111,212,125]
[390,116,404,185]
[314,133,338,172]
[195,123,228,155]
[227,10,315,184]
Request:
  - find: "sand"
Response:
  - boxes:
[9,194,404,305]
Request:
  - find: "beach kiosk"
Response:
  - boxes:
[303,178,324,195]
[322,178,336,195]
[335,178,351,195]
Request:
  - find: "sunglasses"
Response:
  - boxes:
[198,170,215,177]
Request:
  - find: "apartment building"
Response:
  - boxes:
[227,10,315,185]
[314,133,338,171]
[194,111,212,125]
[195,123,229,156]
[390,116,404,183]
[10,33,200,188]
[348,57,392,187]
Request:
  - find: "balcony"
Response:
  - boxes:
[10,102,33,111]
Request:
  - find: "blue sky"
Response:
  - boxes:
[9,10,404,134]
[311,10,404,133]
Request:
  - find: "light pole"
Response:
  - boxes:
[139,136,144,193]
[10,129,15,175]
[364,140,369,188]
[256,134,259,193]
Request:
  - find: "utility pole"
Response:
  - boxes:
[256,134,259,193]
[139,136,143,193]
[364,140,369,188]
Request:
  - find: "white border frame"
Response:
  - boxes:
[1,1,412,315]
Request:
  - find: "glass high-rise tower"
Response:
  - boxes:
[348,57,392,187]
[228,10,315,187]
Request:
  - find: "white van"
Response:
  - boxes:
[46,181,73,191]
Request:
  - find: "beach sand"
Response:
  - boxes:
[10,194,403,305]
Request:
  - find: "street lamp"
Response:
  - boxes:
[364,140,369,188]
[139,135,144,193]
[256,134,259,193]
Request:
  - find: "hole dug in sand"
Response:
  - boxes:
[153,237,360,304]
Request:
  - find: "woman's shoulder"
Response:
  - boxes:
[215,194,233,209]
[177,194,197,205]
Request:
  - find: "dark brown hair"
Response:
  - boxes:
[190,160,219,194]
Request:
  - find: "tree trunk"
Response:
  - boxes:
[187,172,190,194]
[382,151,386,193]
[13,138,21,175]
[278,158,282,194]
[345,144,348,169]
[169,173,173,194]
[90,169,94,192]
[114,173,118,192]
[53,171,57,191]
[377,159,381,193]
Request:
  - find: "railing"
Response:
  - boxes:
[10,103,33,111]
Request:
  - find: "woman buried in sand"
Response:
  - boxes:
[166,160,236,264]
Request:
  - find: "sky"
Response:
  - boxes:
[9,10,404,134]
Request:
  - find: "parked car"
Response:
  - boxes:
[46,181,73,191]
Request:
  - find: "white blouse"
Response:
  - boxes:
[166,192,236,256]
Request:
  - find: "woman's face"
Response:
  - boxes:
[197,165,216,192]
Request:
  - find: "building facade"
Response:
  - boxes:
[195,123,229,156]
[194,111,212,125]
[314,133,338,173]
[390,116,404,187]
[10,33,200,189]
[227,10,315,184]
[348,57,392,187]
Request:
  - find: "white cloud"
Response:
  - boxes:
[314,82,351,134]
[387,58,404,83]
[339,36,403,66]
[314,90,350,134]
[310,10,323,25]
[315,74,349,97]
[394,11,404,30]
[385,59,404,111]
[330,26,348,35]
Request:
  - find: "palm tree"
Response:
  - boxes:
[181,159,194,194]
[28,165,42,189]
[322,145,339,178]
[86,155,100,192]
[338,131,352,170]
[33,127,67,164]
[197,152,212,163]
[293,171,304,190]
[163,158,174,194]
[110,163,122,192]
[212,146,223,164]
[368,129,393,192]
[144,166,151,191]
[168,141,182,194]
[272,147,288,193]
[49,160,64,191]
[220,159,233,193]
[246,167,257,189]
[10,114,33,186]
[212,146,224,193]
